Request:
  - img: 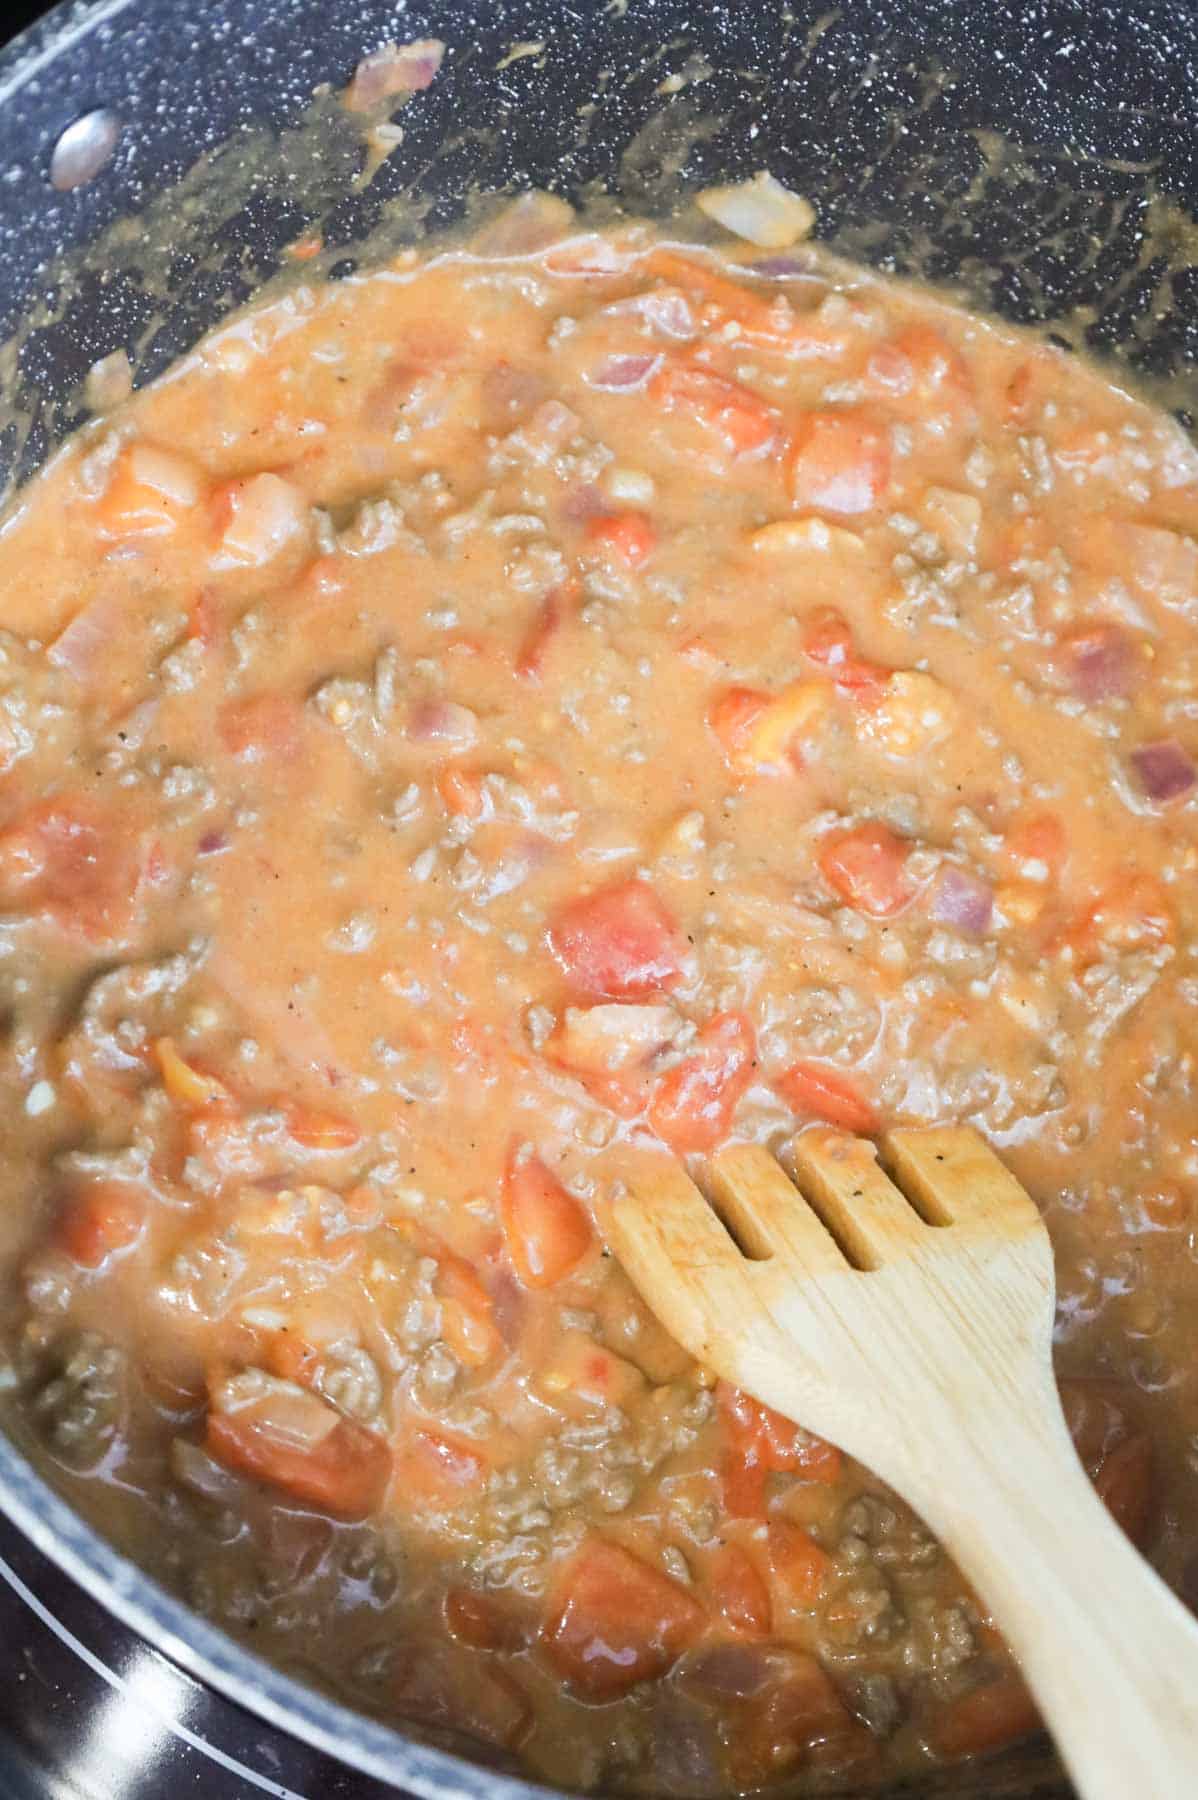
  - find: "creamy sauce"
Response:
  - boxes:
[0,224,1195,1792]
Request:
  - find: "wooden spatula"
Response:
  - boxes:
[607,1125,1198,1800]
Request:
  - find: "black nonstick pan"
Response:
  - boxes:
[0,2,1194,1796]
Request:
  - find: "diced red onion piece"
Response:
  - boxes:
[1130,739,1197,803]
[585,353,661,392]
[407,699,479,747]
[928,864,994,934]
[47,593,126,680]
[1064,624,1135,704]
[562,483,606,522]
[634,289,696,339]
[748,255,817,278]
[197,830,229,857]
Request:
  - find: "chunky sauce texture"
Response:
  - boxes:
[0,221,1196,1793]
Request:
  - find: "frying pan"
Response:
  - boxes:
[0,0,1194,1794]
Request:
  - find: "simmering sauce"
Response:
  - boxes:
[0,217,1195,1793]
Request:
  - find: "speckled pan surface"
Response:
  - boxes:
[0,0,1192,1794]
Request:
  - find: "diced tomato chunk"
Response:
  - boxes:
[549,879,687,999]
[397,1428,488,1501]
[719,1384,842,1517]
[818,822,914,917]
[1001,811,1067,881]
[218,692,304,762]
[651,360,780,458]
[435,1255,503,1367]
[776,1062,879,1136]
[502,1151,592,1288]
[708,1543,771,1636]
[802,609,889,700]
[54,1179,146,1269]
[769,1518,832,1609]
[927,1673,1040,1760]
[584,511,657,566]
[393,1640,531,1751]
[0,798,152,947]
[543,1536,706,1699]
[436,763,487,819]
[206,1405,390,1520]
[731,1652,875,1787]
[444,1587,530,1652]
[707,687,773,762]
[648,1011,756,1154]
[787,412,890,515]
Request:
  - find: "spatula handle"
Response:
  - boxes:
[919,1397,1198,1800]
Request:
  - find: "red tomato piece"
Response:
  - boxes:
[444,1587,531,1652]
[0,798,152,947]
[206,1407,391,1520]
[648,1011,756,1154]
[436,763,486,820]
[787,412,890,515]
[54,1179,146,1270]
[802,609,889,700]
[435,1256,503,1368]
[549,879,687,999]
[769,1519,832,1609]
[543,1536,706,1700]
[731,1653,875,1787]
[584,511,657,566]
[928,1674,1040,1760]
[1001,811,1067,881]
[707,687,774,762]
[218,692,303,762]
[818,822,914,917]
[776,1062,879,1136]
[651,360,780,458]
[708,1543,772,1636]
[719,1384,842,1518]
[501,1151,592,1288]
[393,1641,532,1751]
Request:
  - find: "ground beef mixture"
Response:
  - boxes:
[0,205,1193,1794]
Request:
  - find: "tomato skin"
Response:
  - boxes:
[648,1011,756,1154]
[543,1537,706,1700]
[206,1408,391,1520]
[0,798,153,947]
[818,822,914,917]
[776,1062,879,1136]
[501,1151,592,1287]
[787,412,890,515]
[549,879,687,999]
